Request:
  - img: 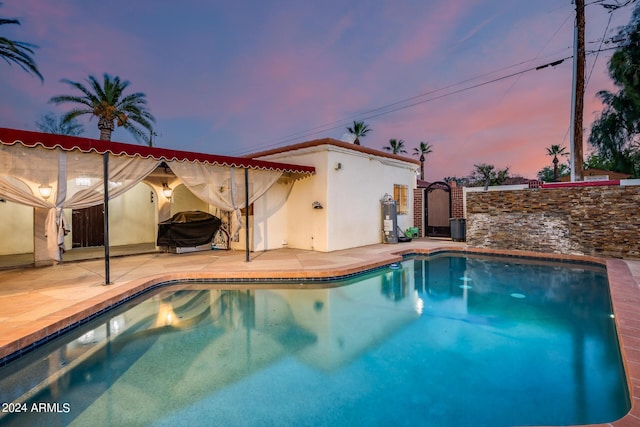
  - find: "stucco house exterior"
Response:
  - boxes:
[246,138,420,252]
[0,129,419,265]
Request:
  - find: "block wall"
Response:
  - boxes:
[466,185,640,259]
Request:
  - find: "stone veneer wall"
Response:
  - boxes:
[466,185,640,259]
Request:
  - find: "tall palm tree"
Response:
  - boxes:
[0,3,42,81]
[383,138,407,154]
[546,144,568,181]
[413,141,433,180]
[49,73,155,142]
[346,120,371,146]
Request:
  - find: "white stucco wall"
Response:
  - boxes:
[170,183,209,216]
[253,149,328,251]
[108,182,157,246]
[325,148,416,250]
[252,180,290,251]
[253,143,417,252]
[0,200,34,255]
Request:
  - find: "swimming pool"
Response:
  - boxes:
[0,253,630,426]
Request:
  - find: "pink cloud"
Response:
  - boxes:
[1,0,634,178]
[388,2,470,65]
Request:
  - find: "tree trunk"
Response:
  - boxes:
[98,117,114,141]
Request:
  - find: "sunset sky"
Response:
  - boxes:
[0,1,636,181]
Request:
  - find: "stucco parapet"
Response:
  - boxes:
[247,138,420,167]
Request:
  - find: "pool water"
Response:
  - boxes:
[0,254,630,426]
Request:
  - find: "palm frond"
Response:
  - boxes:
[0,37,42,80]
[0,6,43,81]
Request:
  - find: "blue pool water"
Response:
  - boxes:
[0,254,630,426]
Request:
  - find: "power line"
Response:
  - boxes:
[586,11,613,88]
[229,54,573,155]
[234,51,572,153]
[232,43,632,156]
[500,11,574,99]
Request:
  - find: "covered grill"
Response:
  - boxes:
[157,211,222,250]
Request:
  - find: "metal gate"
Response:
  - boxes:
[425,181,451,238]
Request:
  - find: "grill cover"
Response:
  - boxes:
[156,211,222,247]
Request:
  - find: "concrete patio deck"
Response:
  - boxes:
[0,239,639,426]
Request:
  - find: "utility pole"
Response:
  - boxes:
[570,0,585,181]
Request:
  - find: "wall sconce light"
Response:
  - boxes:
[335,162,342,171]
[162,183,173,199]
[312,201,323,209]
[38,184,52,200]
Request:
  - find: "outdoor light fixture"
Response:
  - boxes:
[162,183,173,199]
[38,184,52,200]
[312,201,323,209]
[335,162,342,171]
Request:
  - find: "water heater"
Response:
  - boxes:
[381,194,398,244]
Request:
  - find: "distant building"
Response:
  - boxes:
[559,169,632,182]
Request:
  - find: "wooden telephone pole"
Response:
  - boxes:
[570,0,586,181]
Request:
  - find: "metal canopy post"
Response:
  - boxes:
[245,167,250,262]
[103,152,111,285]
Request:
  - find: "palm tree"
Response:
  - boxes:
[35,112,85,136]
[0,3,42,81]
[346,120,371,146]
[383,139,407,154]
[49,73,155,142]
[413,141,433,180]
[546,144,568,181]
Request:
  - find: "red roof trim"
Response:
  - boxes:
[540,180,620,188]
[0,128,315,175]
[245,137,422,166]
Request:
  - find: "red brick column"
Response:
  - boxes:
[413,188,424,236]
[449,181,464,218]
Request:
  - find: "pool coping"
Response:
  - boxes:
[0,245,638,427]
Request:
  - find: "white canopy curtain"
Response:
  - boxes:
[0,143,160,261]
[168,161,282,239]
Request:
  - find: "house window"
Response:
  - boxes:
[394,184,408,215]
